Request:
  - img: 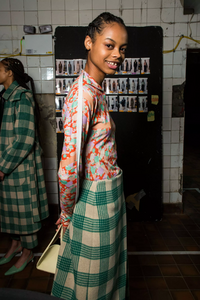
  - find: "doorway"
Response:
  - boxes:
[183,49,200,208]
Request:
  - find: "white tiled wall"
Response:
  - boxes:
[0,0,199,205]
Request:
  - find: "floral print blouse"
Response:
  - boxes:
[58,70,121,227]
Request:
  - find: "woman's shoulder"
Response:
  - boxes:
[8,85,33,102]
[67,76,96,102]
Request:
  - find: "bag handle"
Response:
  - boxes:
[36,224,63,273]
[39,224,63,259]
[75,73,83,203]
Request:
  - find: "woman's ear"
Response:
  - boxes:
[84,35,92,51]
[7,69,13,78]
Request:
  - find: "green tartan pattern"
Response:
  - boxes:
[11,232,38,249]
[52,172,127,300]
[0,81,49,235]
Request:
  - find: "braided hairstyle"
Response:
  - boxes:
[85,12,126,43]
[1,57,34,90]
[1,57,41,146]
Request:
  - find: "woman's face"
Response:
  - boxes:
[0,62,14,88]
[0,62,9,85]
[85,22,128,84]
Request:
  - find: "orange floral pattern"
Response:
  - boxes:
[58,71,120,227]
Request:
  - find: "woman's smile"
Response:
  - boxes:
[106,60,119,69]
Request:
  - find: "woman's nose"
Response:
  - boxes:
[112,48,121,58]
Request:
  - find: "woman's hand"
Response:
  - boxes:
[55,218,62,229]
[0,171,5,181]
[55,218,67,236]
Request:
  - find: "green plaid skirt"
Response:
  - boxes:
[52,172,127,300]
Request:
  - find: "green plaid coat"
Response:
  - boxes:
[0,81,49,235]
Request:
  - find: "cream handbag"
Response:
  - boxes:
[36,225,63,274]
[36,73,83,274]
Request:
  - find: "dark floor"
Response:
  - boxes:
[0,144,200,299]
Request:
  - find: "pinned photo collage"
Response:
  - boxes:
[55,78,75,94]
[119,96,138,112]
[102,77,148,95]
[55,56,150,115]
[115,57,150,75]
[106,95,147,113]
[56,59,86,76]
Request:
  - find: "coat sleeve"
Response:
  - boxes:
[58,90,93,227]
[0,93,35,174]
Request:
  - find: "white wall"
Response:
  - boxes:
[0,0,199,205]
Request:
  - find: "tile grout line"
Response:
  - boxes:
[1,251,200,257]
[128,251,200,255]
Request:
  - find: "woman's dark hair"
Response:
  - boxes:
[1,57,41,146]
[85,12,126,42]
[1,57,33,90]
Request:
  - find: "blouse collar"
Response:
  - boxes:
[82,70,104,93]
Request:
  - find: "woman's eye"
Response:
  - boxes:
[120,48,126,53]
[106,44,113,49]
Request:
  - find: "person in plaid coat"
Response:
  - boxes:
[52,13,129,300]
[0,58,49,276]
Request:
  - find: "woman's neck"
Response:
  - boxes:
[4,78,14,90]
[84,62,105,86]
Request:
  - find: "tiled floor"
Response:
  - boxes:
[0,143,200,299]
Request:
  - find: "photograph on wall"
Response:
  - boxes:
[139,78,148,94]
[102,79,107,93]
[125,78,130,94]
[116,78,121,91]
[63,60,68,75]
[56,117,64,133]
[118,78,127,94]
[65,78,75,92]
[67,60,73,75]
[56,60,64,75]
[121,58,132,74]
[62,79,69,93]
[138,96,148,113]
[108,96,118,112]
[141,57,150,74]
[131,58,141,74]
[55,96,65,111]
[110,79,118,93]
[82,59,86,70]
[74,59,82,75]
[106,96,110,108]
[55,79,62,94]
[119,96,128,112]
[136,78,140,93]
[115,64,121,74]
[127,96,137,112]
[105,78,112,94]
[129,78,137,94]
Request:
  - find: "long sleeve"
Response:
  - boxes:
[58,91,93,227]
[0,93,35,174]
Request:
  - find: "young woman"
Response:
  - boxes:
[0,58,49,276]
[52,12,128,299]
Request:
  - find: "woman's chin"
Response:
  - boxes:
[106,69,117,76]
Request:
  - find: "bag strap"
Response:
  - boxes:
[40,224,63,256]
[36,224,63,270]
[75,73,83,203]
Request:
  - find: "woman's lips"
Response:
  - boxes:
[106,61,118,70]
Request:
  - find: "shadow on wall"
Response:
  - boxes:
[36,94,57,158]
